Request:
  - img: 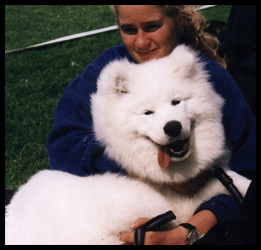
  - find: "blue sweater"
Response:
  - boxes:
[47,43,256,222]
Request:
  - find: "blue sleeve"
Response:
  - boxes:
[46,44,130,176]
[196,57,256,222]
[195,195,240,222]
[207,58,256,176]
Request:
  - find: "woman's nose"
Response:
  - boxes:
[135,29,151,51]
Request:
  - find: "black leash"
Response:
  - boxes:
[212,165,244,207]
[134,210,176,245]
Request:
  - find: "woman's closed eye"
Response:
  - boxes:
[143,24,162,33]
[120,23,162,35]
[121,26,138,35]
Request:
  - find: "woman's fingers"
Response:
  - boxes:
[129,217,150,230]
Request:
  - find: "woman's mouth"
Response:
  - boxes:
[137,48,157,58]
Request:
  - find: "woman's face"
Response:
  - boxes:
[118,5,179,63]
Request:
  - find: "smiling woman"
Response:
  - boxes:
[111,5,225,67]
[114,5,178,63]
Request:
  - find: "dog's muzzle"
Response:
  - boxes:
[168,137,190,158]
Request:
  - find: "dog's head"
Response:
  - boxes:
[91,45,227,184]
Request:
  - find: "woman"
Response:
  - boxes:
[47,6,256,245]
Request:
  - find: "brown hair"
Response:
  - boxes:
[111,5,226,68]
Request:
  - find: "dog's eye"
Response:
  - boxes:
[144,110,154,115]
[172,100,180,106]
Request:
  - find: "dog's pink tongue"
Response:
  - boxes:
[158,146,171,168]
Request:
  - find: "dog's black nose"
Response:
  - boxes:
[164,121,182,137]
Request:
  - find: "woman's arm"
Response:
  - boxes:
[205,56,256,177]
[193,56,256,222]
[46,44,130,176]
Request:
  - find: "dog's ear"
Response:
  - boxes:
[170,45,198,79]
[114,75,129,94]
[97,60,130,96]
[109,60,130,95]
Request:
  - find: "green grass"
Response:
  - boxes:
[5,5,117,51]
[5,5,232,190]
[201,5,232,22]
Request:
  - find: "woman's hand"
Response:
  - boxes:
[120,210,218,245]
[120,217,187,245]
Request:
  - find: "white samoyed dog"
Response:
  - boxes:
[5,45,251,245]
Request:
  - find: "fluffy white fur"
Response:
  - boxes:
[5,45,251,245]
